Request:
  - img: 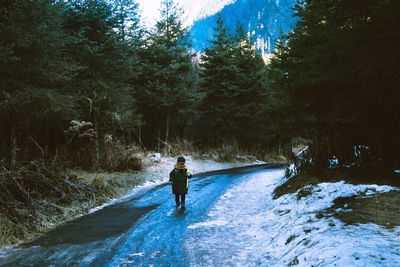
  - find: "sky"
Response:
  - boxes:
[135,0,236,27]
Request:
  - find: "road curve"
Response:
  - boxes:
[0,163,287,266]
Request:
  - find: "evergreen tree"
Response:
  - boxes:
[0,0,76,168]
[267,30,297,152]
[63,0,139,166]
[268,0,400,169]
[231,22,270,147]
[198,13,236,146]
[134,0,195,150]
[110,0,144,143]
[198,15,271,149]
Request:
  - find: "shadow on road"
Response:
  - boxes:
[22,203,159,247]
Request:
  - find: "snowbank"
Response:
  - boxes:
[184,169,400,266]
[270,182,400,266]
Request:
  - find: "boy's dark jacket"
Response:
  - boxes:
[169,164,192,195]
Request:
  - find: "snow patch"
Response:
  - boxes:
[180,0,237,25]
[148,153,161,163]
[184,169,400,266]
[129,252,145,257]
[136,0,237,27]
[188,220,229,229]
[277,181,399,214]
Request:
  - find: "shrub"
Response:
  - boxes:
[101,135,143,171]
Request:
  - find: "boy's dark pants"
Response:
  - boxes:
[175,194,185,207]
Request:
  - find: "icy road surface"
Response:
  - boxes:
[1,164,400,266]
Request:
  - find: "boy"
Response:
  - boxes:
[169,156,192,209]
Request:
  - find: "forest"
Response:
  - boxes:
[0,0,280,171]
[1,0,399,173]
[269,0,400,172]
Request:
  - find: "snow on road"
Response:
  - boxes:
[184,169,400,266]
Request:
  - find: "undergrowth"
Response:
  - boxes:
[0,161,147,248]
[0,161,103,247]
[101,136,143,171]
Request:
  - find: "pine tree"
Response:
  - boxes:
[268,0,400,169]
[63,0,139,166]
[231,22,270,147]
[0,0,76,168]
[134,0,195,150]
[198,13,237,145]
[267,29,297,152]
[198,16,271,148]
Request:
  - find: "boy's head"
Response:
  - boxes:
[177,156,185,166]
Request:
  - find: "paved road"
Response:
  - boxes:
[0,163,287,266]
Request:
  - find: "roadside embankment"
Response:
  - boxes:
[273,168,400,229]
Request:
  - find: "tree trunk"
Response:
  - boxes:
[138,117,142,147]
[165,112,170,155]
[278,142,282,155]
[93,110,100,168]
[157,131,161,153]
[10,123,17,171]
[313,115,327,169]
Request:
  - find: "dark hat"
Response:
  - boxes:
[177,156,185,163]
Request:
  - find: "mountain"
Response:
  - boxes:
[179,0,237,26]
[189,0,297,57]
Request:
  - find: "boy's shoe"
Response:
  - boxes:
[175,202,180,207]
[181,203,185,209]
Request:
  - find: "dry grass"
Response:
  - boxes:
[215,142,240,162]
[67,169,149,198]
[101,136,144,171]
[259,151,288,163]
[156,137,289,164]
[0,161,99,247]
[0,160,151,248]
[167,138,198,157]
[197,140,254,162]
[0,217,19,246]
[0,199,102,248]
[325,191,400,228]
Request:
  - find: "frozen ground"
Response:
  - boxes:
[184,169,400,266]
